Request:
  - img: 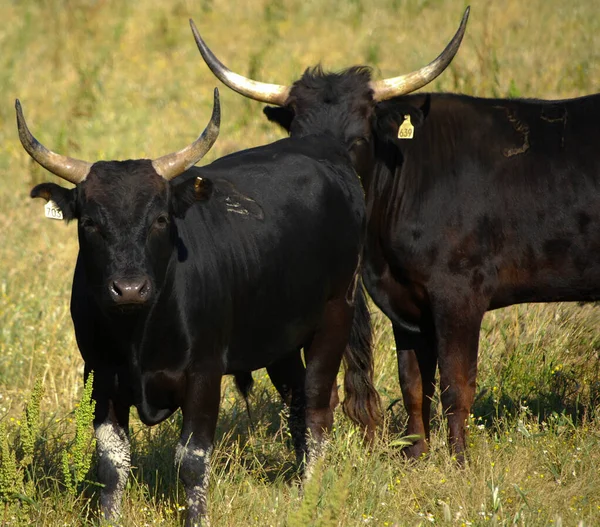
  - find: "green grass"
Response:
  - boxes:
[1,0,600,525]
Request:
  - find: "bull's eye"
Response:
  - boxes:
[154,214,170,229]
[349,137,367,150]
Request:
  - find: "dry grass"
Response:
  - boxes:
[1,0,600,525]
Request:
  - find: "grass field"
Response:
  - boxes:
[1,0,600,525]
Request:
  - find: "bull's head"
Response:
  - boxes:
[18,89,220,312]
[190,9,469,180]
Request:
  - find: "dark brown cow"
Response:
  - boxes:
[192,8,600,462]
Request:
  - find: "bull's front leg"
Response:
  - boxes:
[176,372,221,527]
[93,393,131,521]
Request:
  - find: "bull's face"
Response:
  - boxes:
[75,164,169,309]
[16,90,220,313]
[30,164,213,311]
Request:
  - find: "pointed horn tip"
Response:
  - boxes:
[462,7,470,27]
[455,7,470,44]
[189,18,202,45]
[15,99,29,141]
[15,99,24,123]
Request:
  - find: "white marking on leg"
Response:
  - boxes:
[304,432,328,482]
[95,422,130,519]
[175,443,207,465]
[175,441,212,525]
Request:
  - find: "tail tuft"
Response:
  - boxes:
[342,282,382,440]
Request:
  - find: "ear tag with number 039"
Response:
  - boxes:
[44,200,63,220]
[398,114,414,139]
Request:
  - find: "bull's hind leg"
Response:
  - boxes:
[267,352,307,465]
[394,327,437,458]
[91,368,131,522]
[432,296,484,464]
[303,298,354,471]
[177,371,221,527]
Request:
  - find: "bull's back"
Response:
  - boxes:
[174,137,365,368]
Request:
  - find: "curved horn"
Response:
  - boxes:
[190,19,290,106]
[370,6,470,102]
[16,99,92,185]
[152,88,221,181]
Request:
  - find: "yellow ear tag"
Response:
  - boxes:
[398,114,414,140]
[44,200,63,220]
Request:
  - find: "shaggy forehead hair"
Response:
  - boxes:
[82,160,167,202]
[288,66,374,106]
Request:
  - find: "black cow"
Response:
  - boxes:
[192,8,600,462]
[17,89,380,526]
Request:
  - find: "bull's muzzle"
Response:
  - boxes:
[108,277,152,306]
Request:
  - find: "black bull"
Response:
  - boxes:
[17,91,380,526]
[192,8,600,462]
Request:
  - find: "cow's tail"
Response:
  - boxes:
[234,372,254,430]
[342,282,382,440]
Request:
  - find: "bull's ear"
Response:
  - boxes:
[376,106,425,144]
[263,106,294,132]
[30,183,77,222]
[171,176,264,220]
[375,96,428,145]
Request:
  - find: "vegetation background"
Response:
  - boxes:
[1,0,599,525]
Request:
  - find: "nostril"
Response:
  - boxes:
[139,280,151,298]
[110,281,123,298]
